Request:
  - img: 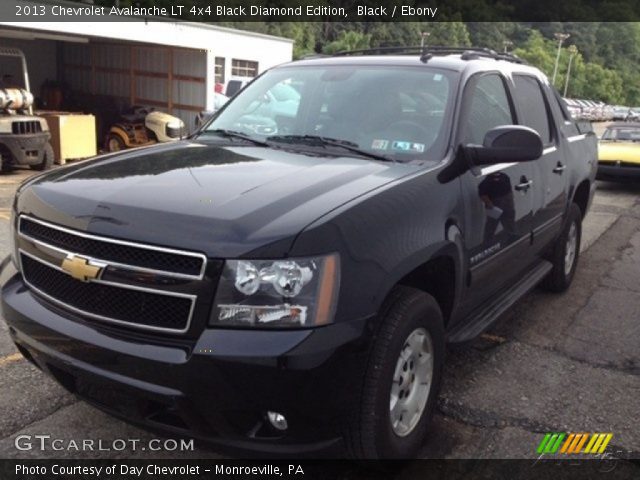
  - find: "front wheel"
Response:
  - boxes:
[541,203,582,292]
[345,287,445,458]
[106,133,126,152]
[30,142,54,171]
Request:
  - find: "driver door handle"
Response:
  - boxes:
[515,177,533,192]
[553,162,566,174]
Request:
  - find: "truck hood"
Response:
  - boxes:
[18,141,422,257]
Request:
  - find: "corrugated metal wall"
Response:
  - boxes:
[94,43,130,98]
[173,49,206,127]
[62,42,206,130]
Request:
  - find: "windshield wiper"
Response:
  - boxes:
[268,135,395,162]
[202,129,270,147]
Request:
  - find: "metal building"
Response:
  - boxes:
[0,1,294,129]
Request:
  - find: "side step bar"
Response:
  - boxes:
[447,260,553,343]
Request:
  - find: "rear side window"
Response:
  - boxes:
[513,75,553,144]
[463,74,514,145]
[553,90,580,137]
[553,92,571,121]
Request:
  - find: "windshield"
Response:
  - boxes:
[602,127,640,142]
[204,65,456,162]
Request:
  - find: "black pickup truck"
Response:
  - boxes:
[0,47,597,458]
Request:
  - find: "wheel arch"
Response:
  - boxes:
[396,255,457,326]
[572,179,591,219]
[107,126,130,148]
[374,239,464,328]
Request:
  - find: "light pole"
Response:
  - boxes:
[564,45,578,97]
[420,32,430,48]
[552,33,570,86]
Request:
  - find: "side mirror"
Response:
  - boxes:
[465,125,543,165]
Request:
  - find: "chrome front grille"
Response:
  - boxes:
[17,215,211,335]
[11,121,42,135]
[20,216,205,278]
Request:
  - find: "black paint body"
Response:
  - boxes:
[1,55,597,453]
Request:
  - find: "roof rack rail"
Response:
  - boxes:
[332,45,526,64]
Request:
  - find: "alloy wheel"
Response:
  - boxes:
[389,327,434,437]
[564,221,578,276]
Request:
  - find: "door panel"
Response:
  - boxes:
[532,147,567,248]
[462,163,534,308]
[512,75,569,251]
[457,73,536,311]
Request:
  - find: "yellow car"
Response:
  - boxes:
[597,122,640,181]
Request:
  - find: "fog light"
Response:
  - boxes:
[267,411,288,431]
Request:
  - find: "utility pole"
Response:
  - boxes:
[552,33,570,86]
[564,45,578,97]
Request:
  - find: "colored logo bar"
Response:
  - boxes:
[537,433,612,454]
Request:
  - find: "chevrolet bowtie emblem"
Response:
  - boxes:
[61,255,104,282]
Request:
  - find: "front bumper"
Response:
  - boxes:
[597,163,640,181]
[0,132,50,166]
[0,259,371,455]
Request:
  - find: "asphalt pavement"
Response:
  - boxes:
[0,144,638,460]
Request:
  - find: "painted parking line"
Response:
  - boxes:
[0,352,23,367]
[0,211,11,221]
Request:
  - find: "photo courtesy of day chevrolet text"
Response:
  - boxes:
[15,463,305,477]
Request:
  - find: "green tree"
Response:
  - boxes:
[467,22,519,50]
[579,63,624,103]
[367,22,423,47]
[269,22,321,59]
[513,30,557,77]
[426,22,472,47]
[322,30,372,54]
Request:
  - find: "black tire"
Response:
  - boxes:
[541,203,582,293]
[345,286,445,459]
[30,142,54,171]
[106,134,125,152]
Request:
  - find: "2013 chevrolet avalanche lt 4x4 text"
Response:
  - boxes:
[0,47,597,458]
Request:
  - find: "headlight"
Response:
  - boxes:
[211,254,340,328]
[165,120,186,139]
